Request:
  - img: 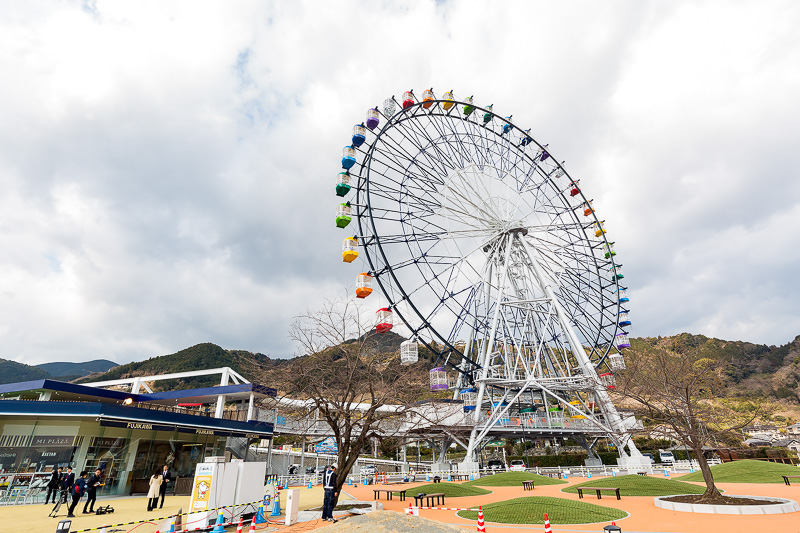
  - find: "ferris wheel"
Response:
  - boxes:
[334,89,642,465]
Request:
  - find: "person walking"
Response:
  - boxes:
[45,467,63,505]
[60,467,75,503]
[321,465,338,523]
[146,469,162,512]
[67,471,87,518]
[82,468,102,514]
[158,464,171,509]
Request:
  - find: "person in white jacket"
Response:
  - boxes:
[146,470,162,512]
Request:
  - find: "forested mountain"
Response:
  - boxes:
[629,334,800,402]
[4,333,799,407]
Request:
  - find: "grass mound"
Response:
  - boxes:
[676,459,800,483]
[457,496,625,524]
[561,474,705,496]
[464,471,567,487]
[393,482,491,498]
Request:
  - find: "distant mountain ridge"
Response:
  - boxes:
[2,333,798,403]
[36,360,118,381]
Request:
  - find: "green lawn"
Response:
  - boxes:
[464,471,567,487]
[456,496,626,524]
[676,459,800,484]
[561,474,705,496]
[393,482,491,498]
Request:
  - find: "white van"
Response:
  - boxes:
[659,450,675,464]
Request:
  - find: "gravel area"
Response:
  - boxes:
[315,510,466,532]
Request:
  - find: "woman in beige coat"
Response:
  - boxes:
[146,470,162,511]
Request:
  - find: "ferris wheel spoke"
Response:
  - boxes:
[382,115,457,179]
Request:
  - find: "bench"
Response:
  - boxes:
[373,488,406,501]
[522,480,535,491]
[432,476,442,483]
[636,471,648,476]
[450,474,470,481]
[414,492,445,507]
[577,487,621,500]
[782,475,800,486]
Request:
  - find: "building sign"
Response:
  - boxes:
[32,436,73,447]
[100,420,175,432]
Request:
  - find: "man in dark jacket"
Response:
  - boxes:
[67,471,87,518]
[158,464,171,509]
[45,467,63,504]
[82,468,102,514]
[321,465,338,523]
[60,467,75,503]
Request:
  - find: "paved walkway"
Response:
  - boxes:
[290,476,800,533]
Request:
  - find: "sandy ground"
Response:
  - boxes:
[313,511,464,532]
[4,485,340,533]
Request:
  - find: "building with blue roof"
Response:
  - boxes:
[0,367,275,497]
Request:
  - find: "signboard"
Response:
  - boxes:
[32,436,74,447]
[190,464,215,511]
[314,437,338,454]
[485,440,506,447]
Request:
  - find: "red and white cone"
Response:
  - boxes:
[248,516,257,533]
[236,517,243,533]
[544,512,552,533]
[476,505,486,532]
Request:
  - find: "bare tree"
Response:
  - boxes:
[613,347,761,501]
[285,298,424,501]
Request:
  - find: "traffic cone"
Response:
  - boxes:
[248,516,257,533]
[612,470,617,477]
[348,476,353,486]
[476,505,486,532]
[256,503,266,523]
[587,471,592,479]
[236,517,243,533]
[447,473,452,481]
[211,510,225,533]
[470,473,474,481]
[426,472,430,482]
[168,517,176,533]
[308,480,313,489]
[544,512,552,533]
[270,493,281,517]
[664,469,670,477]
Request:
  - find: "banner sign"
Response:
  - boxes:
[314,437,338,454]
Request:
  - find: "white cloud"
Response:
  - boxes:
[0,0,798,364]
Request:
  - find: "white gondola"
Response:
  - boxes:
[400,339,418,366]
[608,353,626,371]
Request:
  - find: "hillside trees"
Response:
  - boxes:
[285,298,425,501]
[613,347,765,502]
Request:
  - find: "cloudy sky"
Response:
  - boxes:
[1,1,798,365]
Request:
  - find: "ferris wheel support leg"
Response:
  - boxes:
[463,237,513,469]
[515,234,640,461]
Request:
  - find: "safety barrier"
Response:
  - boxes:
[69,498,267,533]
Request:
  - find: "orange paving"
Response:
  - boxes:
[277,476,800,532]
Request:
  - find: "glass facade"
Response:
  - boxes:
[0,418,237,497]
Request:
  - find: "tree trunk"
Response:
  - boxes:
[693,442,721,500]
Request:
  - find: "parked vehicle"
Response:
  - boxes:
[288,464,300,475]
[360,464,377,475]
[659,450,675,464]
[641,453,655,464]
[305,466,316,475]
[487,460,505,472]
[509,460,526,471]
